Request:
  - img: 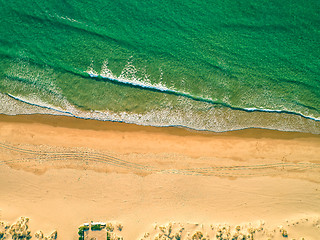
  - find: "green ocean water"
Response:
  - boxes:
[0,0,319,133]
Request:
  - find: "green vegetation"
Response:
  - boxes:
[106,223,114,232]
[192,231,204,240]
[8,217,32,240]
[281,229,288,237]
[91,224,102,231]
[78,225,89,240]
[116,224,123,231]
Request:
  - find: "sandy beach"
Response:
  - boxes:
[0,114,320,239]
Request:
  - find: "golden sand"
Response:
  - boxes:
[0,114,319,239]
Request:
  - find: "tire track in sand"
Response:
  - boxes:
[1,142,319,177]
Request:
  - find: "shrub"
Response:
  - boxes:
[106,223,114,232]
[192,231,203,240]
[78,225,89,240]
[91,224,102,231]
[116,224,123,231]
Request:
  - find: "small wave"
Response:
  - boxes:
[87,72,171,92]
[55,15,81,24]
[85,62,320,123]
[87,60,172,92]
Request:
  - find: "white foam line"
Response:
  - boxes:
[244,107,320,121]
[88,72,173,92]
[6,93,75,117]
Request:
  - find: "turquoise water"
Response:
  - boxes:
[0,0,319,133]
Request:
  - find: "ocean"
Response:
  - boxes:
[0,0,319,133]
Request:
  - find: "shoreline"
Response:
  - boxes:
[1,113,320,239]
[2,91,320,135]
[1,113,319,139]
